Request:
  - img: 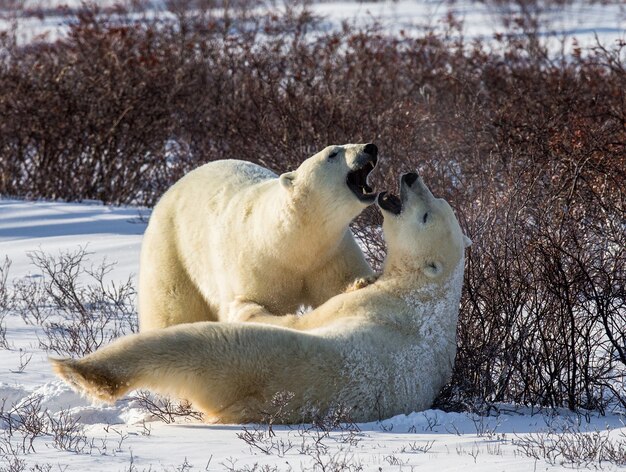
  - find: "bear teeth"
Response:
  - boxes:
[347,162,376,201]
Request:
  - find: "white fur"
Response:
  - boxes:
[138,145,375,329]
[51,175,470,423]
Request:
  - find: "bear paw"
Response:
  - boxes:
[346,273,380,292]
[227,297,271,323]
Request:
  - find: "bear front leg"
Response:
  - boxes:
[227,297,271,322]
[228,297,300,327]
[305,242,374,307]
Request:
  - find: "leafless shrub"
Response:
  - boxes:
[302,405,362,448]
[0,441,26,472]
[0,395,109,462]
[470,414,501,439]
[0,257,11,312]
[515,423,626,467]
[398,440,434,454]
[0,314,8,350]
[0,435,26,472]
[420,411,441,432]
[260,391,297,437]
[0,257,12,350]
[237,426,294,457]
[305,448,363,472]
[383,454,406,466]
[139,420,151,437]
[12,276,52,327]
[456,443,481,463]
[0,396,47,454]
[237,392,296,456]
[9,350,32,374]
[236,392,364,469]
[220,459,280,472]
[29,465,54,472]
[45,409,94,453]
[101,425,129,453]
[13,247,137,357]
[129,390,203,424]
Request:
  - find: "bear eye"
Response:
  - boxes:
[423,212,429,223]
[328,150,339,159]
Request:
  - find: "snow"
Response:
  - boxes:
[0,1,625,468]
[0,200,146,282]
[2,0,625,52]
[1,198,624,471]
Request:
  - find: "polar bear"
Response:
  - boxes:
[138,144,378,330]
[50,172,471,423]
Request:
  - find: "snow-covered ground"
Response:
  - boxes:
[1,199,625,471]
[0,2,625,469]
[2,0,625,53]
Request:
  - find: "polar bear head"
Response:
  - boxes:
[377,172,471,282]
[279,144,378,225]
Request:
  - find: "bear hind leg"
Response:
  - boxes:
[50,357,129,403]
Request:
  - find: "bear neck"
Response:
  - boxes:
[270,194,351,269]
[376,256,465,322]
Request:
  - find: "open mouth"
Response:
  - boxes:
[377,191,402,215]
[347,159,377,203]
[377,172,418,215]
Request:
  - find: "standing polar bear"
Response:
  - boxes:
[139,144,378,330]
[51,172,471,423]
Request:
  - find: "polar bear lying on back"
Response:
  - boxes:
[51,172,471,422]
[139,144,378,330]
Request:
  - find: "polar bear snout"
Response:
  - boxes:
[357,143,378,168]
[363,143,378,157]
[401,172,418,188]
[378,171,433,215]
[400,171,434,207]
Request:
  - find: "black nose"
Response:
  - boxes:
[402,172,419,187]
[363,143,378,157]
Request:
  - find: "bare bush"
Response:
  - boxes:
[0,441,26,472]
[9,350,33,374]
[0,395,102,463]
[237,426,294,457]
[0,315,8,350]
[129,390,203,424]
[0,396,47,455]
[302,405,362,449]
[236,392,364,469]
[515,421,626,467]
[237,392,297,456]
[0,257,11,312]
[45,409,93,453]
[13,247,137,357]
[398,440,434,454]
[0,257,12,349]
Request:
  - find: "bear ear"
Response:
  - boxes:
[463,235,472,248]
[279,172,296,189]
[424,261,442,278]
